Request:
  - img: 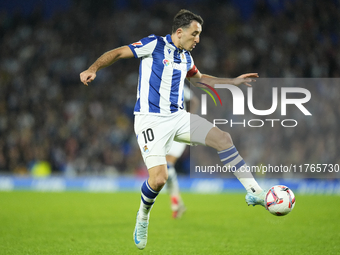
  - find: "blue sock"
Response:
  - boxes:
[138,180,159,221]
[218,145,262,194]
[218,145,245,171]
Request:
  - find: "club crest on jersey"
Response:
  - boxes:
[143,145,149,153]
[132,41,143,47]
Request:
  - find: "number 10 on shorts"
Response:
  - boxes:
[142,128,154,143]
[139,128,154,154]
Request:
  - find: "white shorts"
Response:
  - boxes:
[167,141,187,158]
[134,110,213,169]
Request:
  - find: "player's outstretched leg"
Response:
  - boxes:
[245,190,266,207]
[217,145,266,207]
[167,162,186,218]
[206,127,265,207]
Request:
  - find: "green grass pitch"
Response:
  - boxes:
[0,191,339,255]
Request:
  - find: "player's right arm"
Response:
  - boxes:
[80,46,134,86]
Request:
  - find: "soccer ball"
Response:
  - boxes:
[265,185,296,216]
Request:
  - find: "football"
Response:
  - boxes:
[265,185,296,216]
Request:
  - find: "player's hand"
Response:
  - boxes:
[233,73,259,87]
[80,70,96,86]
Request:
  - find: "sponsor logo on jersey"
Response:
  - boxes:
[163,59,187,71]
[163,59,170,66]
[132,41,143,46]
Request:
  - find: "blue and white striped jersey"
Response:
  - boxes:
[128,34,195,115]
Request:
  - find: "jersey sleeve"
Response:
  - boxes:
[128,34,158,58]
[186,54,198,77]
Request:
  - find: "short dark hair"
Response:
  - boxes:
[172,9,203,34]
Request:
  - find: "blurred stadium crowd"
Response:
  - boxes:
[0,0,339,177]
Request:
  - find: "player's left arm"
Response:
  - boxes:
[187,66,258,87]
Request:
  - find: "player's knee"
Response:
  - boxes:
[148,164,169,191]
[216,131,233,151]
[150,170,168,190]
[153,174,168,189]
